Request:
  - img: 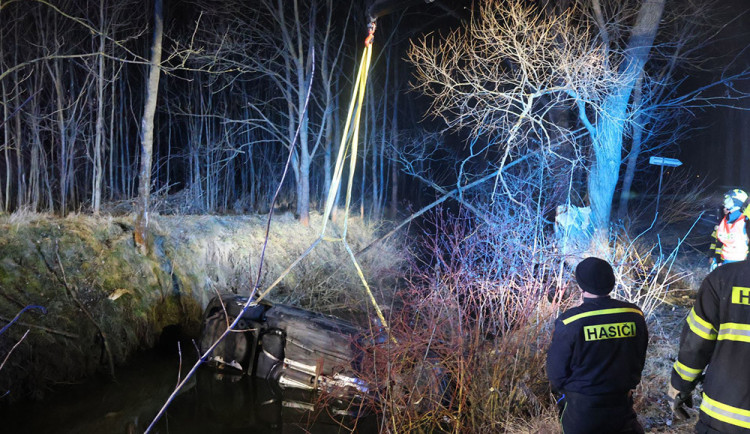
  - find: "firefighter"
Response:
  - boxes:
[669,259,750,433]
[709,189,749,271]
[547,257,649,434]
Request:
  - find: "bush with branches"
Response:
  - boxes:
[354,204,563,432]
[351,195,696,431]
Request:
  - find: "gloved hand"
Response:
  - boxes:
[668,385,693,420]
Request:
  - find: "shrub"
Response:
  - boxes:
[355,206,564,432]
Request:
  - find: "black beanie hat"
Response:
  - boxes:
[575,257,615,295]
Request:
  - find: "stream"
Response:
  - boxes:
[0,348,378,434]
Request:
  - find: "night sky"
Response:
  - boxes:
[680,0,750,191]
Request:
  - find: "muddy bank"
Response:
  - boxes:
[0,212,401,401]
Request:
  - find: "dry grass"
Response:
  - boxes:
[503,408,561,433]
[607,225,692,318]
[143,211,404,313]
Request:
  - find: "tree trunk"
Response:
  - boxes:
[134,0,163,251]
[296,78,311,226]
[371,90,379,218]
[2,78,10,212]
[323,109,333,209]
[298,149,310,225]
[118,76,126,198]
[14,69,24,210]
[108,67,116,201]
[29,96,42,210]
[617,71,645,220]
[92,0,105,214]
[323,77,336,212]
[378,57,389,218]
[588,0,665,234]
[294,4,311,227]
[331,81,341,223]
[50,59,69,215]
[389,65,400,219]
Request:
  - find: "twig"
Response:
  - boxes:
[0,316,77,339]
[0,89,40,130]
[0,329,31,372]
[356,151,535,258]
[176,341,182,386]
[56,246,116,380]
[0,305,47,336]
[36,242,117,380]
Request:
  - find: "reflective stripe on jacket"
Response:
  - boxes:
[671,261,750,433]
[547,296,648,396]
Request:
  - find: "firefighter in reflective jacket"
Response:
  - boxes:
[547,257,649,434]
[670,260,750,433]
[709,189,750,270]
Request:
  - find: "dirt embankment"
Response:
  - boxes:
[0,212,401,401]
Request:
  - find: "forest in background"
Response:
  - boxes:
[0,0,431,223]
[2,0,746,239]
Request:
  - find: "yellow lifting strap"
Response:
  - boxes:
[256,24,395,343]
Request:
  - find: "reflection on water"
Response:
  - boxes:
[0,350,377,434]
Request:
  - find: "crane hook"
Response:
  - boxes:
[365,19,377,46]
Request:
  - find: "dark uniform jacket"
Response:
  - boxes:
[671,260,750,433]
[547,296,648,396]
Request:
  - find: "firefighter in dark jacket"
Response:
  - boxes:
[670,259,750,433]
[547,257,649,434]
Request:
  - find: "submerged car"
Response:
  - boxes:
[198,294,372,402]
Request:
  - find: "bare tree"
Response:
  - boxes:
[586,0,664,231]
[408,0,668,242]
[0,0,400,219]
[185,0,352,223]
[92,0,106,214]
[613,0,739,217]
[1,0,149,214]
[134,0,163,250]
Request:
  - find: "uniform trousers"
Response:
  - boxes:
[560,391,644,434]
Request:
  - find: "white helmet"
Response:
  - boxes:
[724,189,748,212]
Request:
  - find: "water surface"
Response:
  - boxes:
[0,350,377,434]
